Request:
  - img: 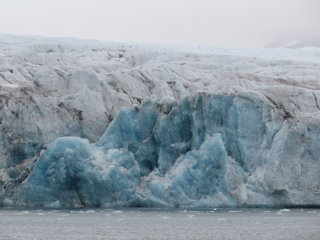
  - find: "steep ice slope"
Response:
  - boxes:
[16,94,320,207]
[1,35,320,207]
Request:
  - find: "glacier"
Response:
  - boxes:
[0,35,320,207]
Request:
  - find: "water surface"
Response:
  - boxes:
[0,208,319,240]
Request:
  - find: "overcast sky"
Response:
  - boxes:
[0,0,319,47]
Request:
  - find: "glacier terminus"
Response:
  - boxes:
[0,35,320,208]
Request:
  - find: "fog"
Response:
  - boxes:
[0,0,319,47]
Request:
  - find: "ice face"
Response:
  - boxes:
[17,137,141,207]
[16,93,320,207]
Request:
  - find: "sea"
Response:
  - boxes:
[0,208,319,240]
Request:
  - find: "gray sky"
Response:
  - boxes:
[0,0,319,47]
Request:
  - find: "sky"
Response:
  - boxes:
[0,0,319,47]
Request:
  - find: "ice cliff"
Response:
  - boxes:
[0,35,320,207]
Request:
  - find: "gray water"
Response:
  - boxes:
[0,208,319,240]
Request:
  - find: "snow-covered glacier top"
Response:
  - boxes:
[0,35,320,207]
